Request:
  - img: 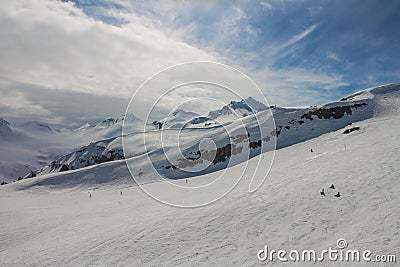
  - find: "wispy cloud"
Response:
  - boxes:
[274,24,318,54]
[260,1,273,11]
[327,51,341,62]
[249,65,349,106]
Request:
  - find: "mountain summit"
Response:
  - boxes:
[208,96,268,120]
[0,118,14,139]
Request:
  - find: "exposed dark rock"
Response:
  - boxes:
[343,127,360,134]
[153,121,163,129]
[60,164,69,172]
[262,136,270,142]
[213,143,232,164]
[92,149,124,165]
[165,165,178,170]
[249,140,262,149]
[301,103,367,121]
[340,92,363,101]
[232,134,249,144]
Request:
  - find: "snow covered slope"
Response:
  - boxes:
[0,83,399,266]
[207,96,268,124]
[0,117,16,139]
[151,109,201,129]
[32,136,124,177]
[0,119,59,183]
[0,114,143,183]
[27,84,390,181]
[151,97,268,130]
[2,83,399,185]
[73,113,144,141]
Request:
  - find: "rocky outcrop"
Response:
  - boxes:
[60,164,69,172]
[343,127,360,134]
[153,121,163,129]
[300,103,367,120]
[34,138,124,176]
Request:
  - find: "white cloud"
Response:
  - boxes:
[260,1,273,11]
[0,0,351,124]
[0,85,65,124]
[248,65,349,106]
[327,51,341,62]
[0,91,50,116]
[0,0,216,99]
[274,24,318,54]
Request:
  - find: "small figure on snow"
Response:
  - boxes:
[311,148,313,153]
[320,188,325,196]
[120,191,122,196]
[89,193,92,198]
[185,179,188,184]
[329,184,335,189]
[334,192,340,198]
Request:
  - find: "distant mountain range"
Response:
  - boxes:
[2,84,400,185]
[0,114,142,182]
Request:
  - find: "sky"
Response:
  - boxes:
[0,0,399,127]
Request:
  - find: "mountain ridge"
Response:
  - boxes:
[18,83,400,183]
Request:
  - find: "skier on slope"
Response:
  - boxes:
[320,188,325,196]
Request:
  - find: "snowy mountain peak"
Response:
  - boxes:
[0,117,10,126]
[227,100,253,112]
[77,123,92,130]
[122,113,141,122]
[0,117,14,139]
[169,109,199,118]
[151,97,268,130]
[98,118,117,128]
[341,83,400,102]
[95,114,142,129]
[69,114,139,132]
[243,96,268,112]
[152,109,200,130]
[208,96,267,120]
[171,109,183,116]
[19,121,54,132]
